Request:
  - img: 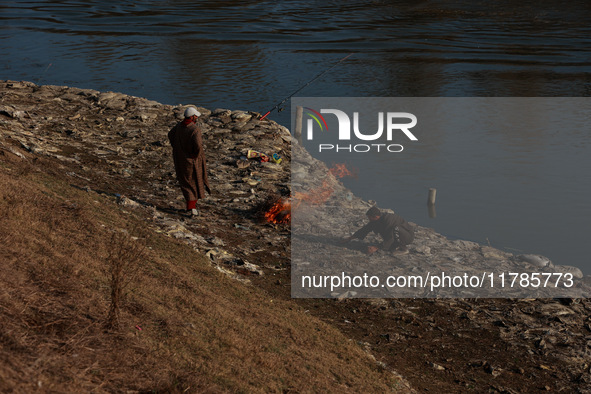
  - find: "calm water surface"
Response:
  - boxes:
[1,1,590,271]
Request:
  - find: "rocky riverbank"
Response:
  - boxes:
[2,80,591,392]
[291,141,589,299]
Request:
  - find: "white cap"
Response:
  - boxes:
[184,107,201,118]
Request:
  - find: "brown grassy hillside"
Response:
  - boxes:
[0,151,407,392]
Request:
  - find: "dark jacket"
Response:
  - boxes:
[352,212,414,250]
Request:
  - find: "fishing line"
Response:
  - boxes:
[259,53,354,120]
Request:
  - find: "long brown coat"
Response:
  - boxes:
[168,120,210,206]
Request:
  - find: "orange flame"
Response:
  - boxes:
[292,163,353,206]
[264,198,292,224]
[264,163,354,224]
[329,163,354,178]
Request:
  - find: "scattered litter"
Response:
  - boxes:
[247,149,269,162]
[271,153,282,164]
[247,149,282,164]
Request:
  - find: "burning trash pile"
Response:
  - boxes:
[264,197,292,224]
[263,163,355,225]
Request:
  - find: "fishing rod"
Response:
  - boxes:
[259,53,354,121]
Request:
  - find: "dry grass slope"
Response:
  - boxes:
[0,151,406,392]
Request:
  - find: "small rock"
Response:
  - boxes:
[518,254,552,268]
[236,159,250,169]
[236,260,264,276]
[98,92,127,110]
[414,245,431,255]
[206,236,225,246]
[483,362,501,376]
[481,246,509,259]
[453,240,480,250]
[336,291,358,299]
[205,249,219,260]
[553,265,584,279]
[0,106,18,118]
[231,110,252,122]
[212,108,231,116]
[3,146,26,159]
[117,196,140,208]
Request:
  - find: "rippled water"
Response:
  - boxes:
[1,0,590,271]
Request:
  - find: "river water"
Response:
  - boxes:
[1,1,590,272]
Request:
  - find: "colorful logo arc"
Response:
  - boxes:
[304,107,329,132]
